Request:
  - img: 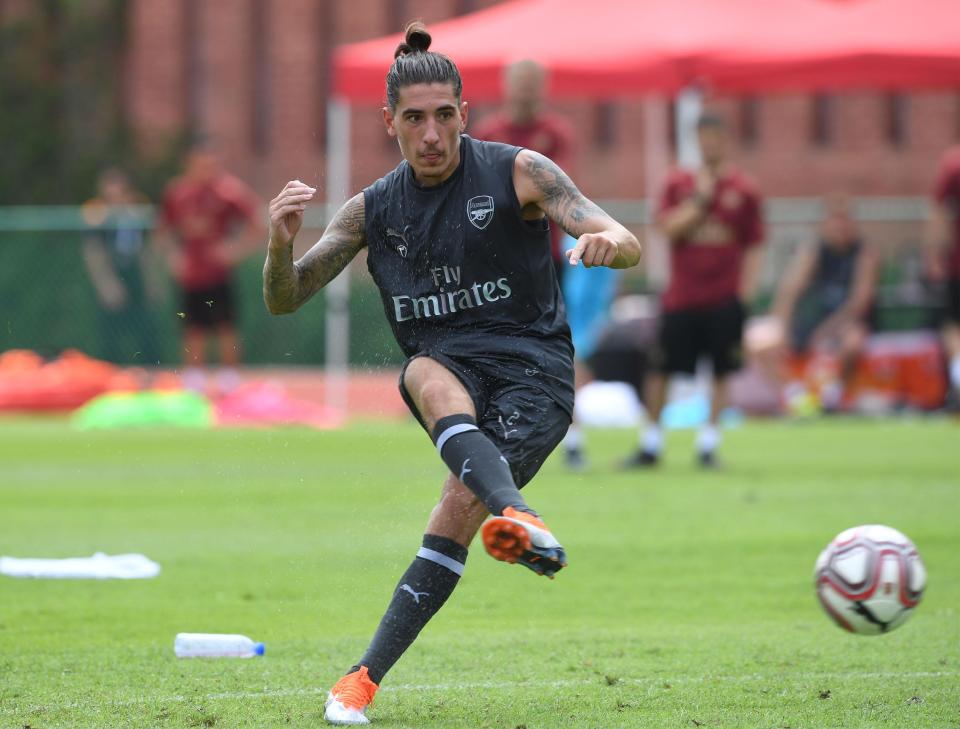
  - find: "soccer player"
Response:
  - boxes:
[263,22,641,725]
[929,146,960,409]
[626,113,764,469]
[155,143,263,392]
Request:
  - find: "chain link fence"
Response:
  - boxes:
[0,206,400,368]
[0,198,939,368]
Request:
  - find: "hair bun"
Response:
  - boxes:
[394,20,431,58]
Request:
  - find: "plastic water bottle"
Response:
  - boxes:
[174,633,265,658]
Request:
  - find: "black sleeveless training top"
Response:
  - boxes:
[363,135,574,409]
[810,239,862,314]
[791,239,866,351]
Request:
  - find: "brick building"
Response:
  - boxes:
[122,0,960,205]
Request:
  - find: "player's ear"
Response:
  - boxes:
[459,101,468,132]
[382,106,398,138]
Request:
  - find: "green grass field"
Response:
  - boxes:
[0,416,957,728]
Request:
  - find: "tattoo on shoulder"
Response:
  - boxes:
[296,193,366,289]
[332,193,365,240]
[523,151,611,235]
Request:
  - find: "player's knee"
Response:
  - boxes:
[402,358,440,399]
[416,378,455,411]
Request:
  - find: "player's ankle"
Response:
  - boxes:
[503,504,538,518]
[696,424,721,453]
[641,424,663,454]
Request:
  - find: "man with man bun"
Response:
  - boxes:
[263,22,641,725]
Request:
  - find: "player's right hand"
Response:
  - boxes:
[268,180,315,248]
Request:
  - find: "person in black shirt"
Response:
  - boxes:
[772,194,878,411]
[263,22,640,726]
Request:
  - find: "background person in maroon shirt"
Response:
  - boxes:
[627,113,765,468]
[155,143,263,390]
[472,59,574,284]
[928,145,960,407]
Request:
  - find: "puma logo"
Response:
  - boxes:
[386,227,409,244]
[498,415,518,439]
[400,584,429,604]
[459,458,472,482]
[386,226,411,258]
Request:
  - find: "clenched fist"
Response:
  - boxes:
[566,233,620,268]
[268,180,316,249]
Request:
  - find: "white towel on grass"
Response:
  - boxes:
[0,552,160,579]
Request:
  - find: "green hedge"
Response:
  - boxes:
[0,232,404,367]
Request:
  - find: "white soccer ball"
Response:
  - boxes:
[814,524,926,635]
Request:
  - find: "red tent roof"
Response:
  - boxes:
[333,0,960,103]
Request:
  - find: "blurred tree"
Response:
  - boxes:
[0,0,185,204]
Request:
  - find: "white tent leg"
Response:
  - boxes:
[324,97,351,416]
[675,86,703,170]
[642,96,671,291]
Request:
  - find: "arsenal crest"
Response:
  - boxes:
[467,195,495,230]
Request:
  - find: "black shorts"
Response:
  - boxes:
[399,351,572,488]
[651,299,745,377]
[946,279,960,325]
[182,282,236,329]
[585,317,657,399]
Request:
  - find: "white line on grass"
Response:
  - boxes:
[3,671,955,716]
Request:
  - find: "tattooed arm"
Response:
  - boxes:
[513,149,641,269]
[263,182,366,314]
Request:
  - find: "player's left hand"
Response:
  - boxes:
[567,233,619,268]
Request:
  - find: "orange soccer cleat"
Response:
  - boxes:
[324,665,379,726]
[481,506,567,578]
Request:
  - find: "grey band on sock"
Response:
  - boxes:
[416,547,465,576]
[435,423,479,455]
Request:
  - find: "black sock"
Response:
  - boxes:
[431,413,534,516]
[350,535,468,685]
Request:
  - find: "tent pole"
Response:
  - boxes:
[643,96,671,291]
[675,86,703,170]
[324,96,351,416]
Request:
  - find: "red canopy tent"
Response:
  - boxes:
[333,0,960,102]
[320,0,959,403]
